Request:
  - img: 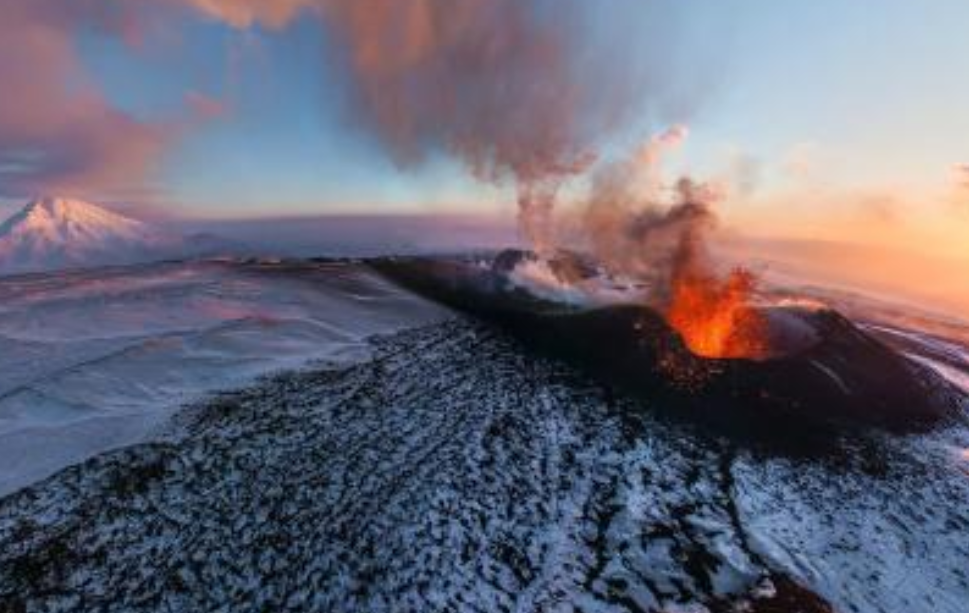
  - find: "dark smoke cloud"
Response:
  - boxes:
[584,175,722,307]
[578,127,724,303]
[316,0,640,251]
[180,0,633,180]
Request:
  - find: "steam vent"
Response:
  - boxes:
[373,251,964,443]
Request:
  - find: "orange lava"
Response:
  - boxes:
[667,267,769,360]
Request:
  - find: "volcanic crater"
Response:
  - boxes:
[373,250,965,443]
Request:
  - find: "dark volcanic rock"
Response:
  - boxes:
[0,321,827,613]
[1,320,967,613]
[372,255,964,438]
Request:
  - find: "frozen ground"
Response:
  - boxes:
[0,260,447,497]
[0,260,967,613]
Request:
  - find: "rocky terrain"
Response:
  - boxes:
[1,318,967,613]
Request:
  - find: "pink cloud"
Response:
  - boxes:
[0,0,221,201]
[174,0,319,29]
[185,91,230,120]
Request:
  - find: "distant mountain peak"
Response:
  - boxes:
[0,197,153,242]
[0,196,237,276]
[22,195,135,220]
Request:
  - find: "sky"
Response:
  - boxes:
[1,1,968,260]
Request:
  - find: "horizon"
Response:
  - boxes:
[2,194,968,322]
[1,1,968,315]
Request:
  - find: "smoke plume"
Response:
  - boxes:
[174,0,662,250]
[317,0,628,252]
[581,126,717,303]
[576,128,767,358]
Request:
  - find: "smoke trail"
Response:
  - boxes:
[576,128,767,358]
[317,0,626,252]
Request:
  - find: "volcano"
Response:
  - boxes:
[0,197,238,276]
[373,251,964,441]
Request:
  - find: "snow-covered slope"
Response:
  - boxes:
[0,260,448,496]
[0,259,965,612]
[0,318,965,613]
[0,197,227,275]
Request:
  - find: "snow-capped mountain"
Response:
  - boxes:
[0,197,235,275]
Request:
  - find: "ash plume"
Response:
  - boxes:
[580,126,723,307]
[572,127,767,358]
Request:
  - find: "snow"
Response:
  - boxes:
[734,427,969,613]
[1,197,152,241]
[0,321,798,612]
[2,316,964,612]
[0,196,232,275]
[0,259,448,496]
[0,257,966,612]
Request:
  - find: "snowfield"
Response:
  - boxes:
[0,260,966,613]
[0,260,447,496]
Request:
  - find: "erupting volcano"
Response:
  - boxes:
[374,249,962,439]
[500,126,776,362]
[3,3,969,613]
[659,183,769,360]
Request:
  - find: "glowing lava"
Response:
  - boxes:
[667,266,769,360]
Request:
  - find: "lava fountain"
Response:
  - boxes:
[662,186,769,360]
[667,265,768,359]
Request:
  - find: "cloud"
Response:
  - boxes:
[171,0,680,250]
[0,0,219,201]
[952,163,969,191]
[174,0,319,29]
[185,91,230,120]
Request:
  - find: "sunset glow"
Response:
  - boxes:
[0,0,967,314]
[2,4,969,612]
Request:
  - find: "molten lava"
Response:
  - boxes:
[667,266,769,360]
